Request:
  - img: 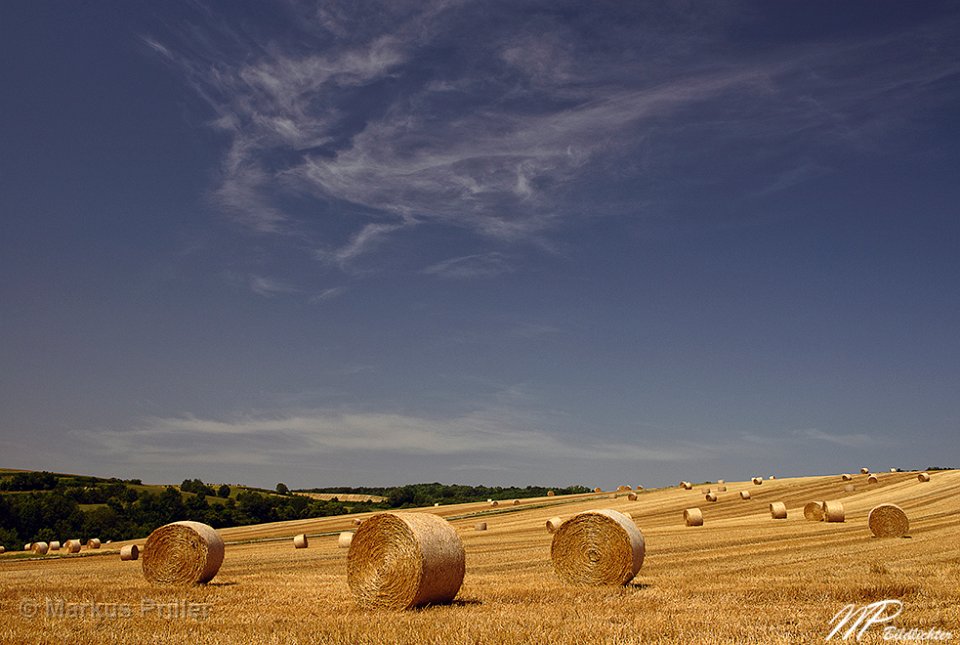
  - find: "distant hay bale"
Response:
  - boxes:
[705,492,718,502]
[120,545,140,561]
[769,502,787,519]
[841,474,853,481]
[512,499,520,505]
[918,472,931,482]
[635,485,643,491]
[822,500,845,523]
[617,485,630,492]
[627,493,638,501]
[860,467,870,474]
[717,479,725,485]
[681,481,693,490]
[347,512,466,610]
[701,488,711,494]
[739,491,751,500]
[684,508,704,527]
[867,474,879,484]
[0,546,5,554]
[890,468,897,473]
[489,500,499,507]
[487,498,493,503]
[474,522,487,531]
[87,538,101,550]
[24,543,31,551]
[33,542,49,555]
[338,532,354,548]
[868,504,909,538]
[293,534,308,549]
[353,518,363,526]
[434,503,440,507]
[547,491,555,497]
[551,510,645,586]
[717,486,727,492]
[49,541,61,551]
[64,540,81,554]
[803,502,824,521]
[593,487,602,493]
[546,517,563,534]
[752,477,763,485]
[844,484,855,493]
[768,475,776,480]
[142,521,224,586]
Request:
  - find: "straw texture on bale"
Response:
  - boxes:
[867,474,879,484]
[684,508,704,526]
[918,472,931,482]
[546,517,563,533]
[803,502,824,521]
[293,534,308,549]
[120,545,139,561]
[547,491,555,497]
[65,540,81,554]
[33,542,49,555]
[338,532,354,548]
[739,491,751,500]
[822,500,845,523]
[347,512,465,610]
[49,541,61,551]
[841,474,853,481]
[860,467,870,474]
[142,521,224,586]
[474,522,487,531]
[551,509,645,586]
[769,502,787,519]
[868,504,909,538]
[752,477,763,485]
[844,484,855,493]
[705,492,718,502]
[88,538,101,549]
[627,493,638,501]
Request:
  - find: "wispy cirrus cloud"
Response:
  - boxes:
[422,252,513,279]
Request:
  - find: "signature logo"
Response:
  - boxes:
[826,601,953,642]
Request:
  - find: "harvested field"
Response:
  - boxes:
[2,471,958,644]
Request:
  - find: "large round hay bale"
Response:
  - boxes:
[739,491,751,500]
[551,509,644,586]
[860,467,870,474]
[33,542,49,555]
[705,492,718,502]
[347,512,465,610]
[49,541,61,551]
[803,502,824,521]
[841,474,853,481]
[474,522,487,531]
[293,534,308,549]
[868,504,909,538]
[547,490,555,497]
[338,532,354,548]
[867,474,879,484]
[844,484,855,493]
[918,472,931,482]
[142,521,224,586]
[87,538,101,550]
[684,508,704,526]
[64,540,81,554]
[769,502,787,519]
[546,517,563,534]
[120,545,140,561]
[822,500,845,522]
[752,477,763,486]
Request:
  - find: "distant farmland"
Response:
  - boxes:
[294,491,387,503]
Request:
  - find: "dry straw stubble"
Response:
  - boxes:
[868,504,909,538]
[551,509,645,586]
[347,512,466,610]
[141,521,225,586]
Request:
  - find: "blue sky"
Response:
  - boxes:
[2,1,959,489]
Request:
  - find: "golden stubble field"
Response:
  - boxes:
[2,471,958,644]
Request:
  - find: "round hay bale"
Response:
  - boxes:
[701,488,712,494]
[293,534,308,549]
[0,546,5,554]
[616,485,630,492]
[347,512,465,610]
[841,474,853,481]
[120,545,140,561]
[474,522,487,531]
[867,474,879,484]
[546,517,562,534]
[547,490,555,497]
[635,485,643,491]
[627,493,638,501]
[87,538,101,550]
[49,541,61,551]
[593,487,602,493]
[860,467,870,474]
[684,508,704,526]
[822,500,845,523]
[918,472,931,482]
[739,491,751,500]
[717,479,725,485]
[64,540,81,554]
[844,484,855,493]
[681,481,693,490]
[24,543,31,551]
[141,521,224,586]
[338,532,354,548]
[768,475,776,480]
[551,509,644,586]
[803,502,824,521]
[890,468,898,473]
[33,542,49,555]
[489,500,499,508]
[752,477,763,485]
[769,502,787,519]
[717,485,727,492]
[434,502,440,507]
[705,492,718,502]
[353,518,363,526]
[868,504,909,538]
[512,499,520,506]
